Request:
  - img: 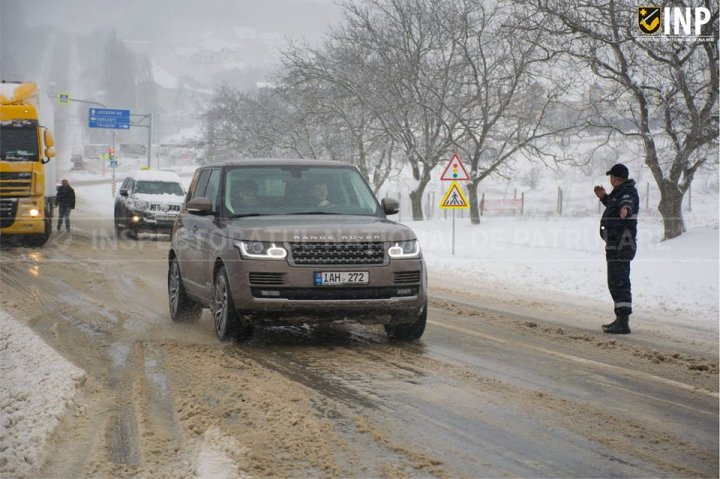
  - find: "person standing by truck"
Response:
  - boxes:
[56,179,75,232]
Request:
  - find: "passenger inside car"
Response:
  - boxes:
[309,179,330,206]
[230,179,259,212]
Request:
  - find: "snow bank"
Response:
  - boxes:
[0,311,85,477]
[410,216,719,327]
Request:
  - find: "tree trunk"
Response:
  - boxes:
[409,187,426,221]
[657,182,686,240]
[468,180,480,225]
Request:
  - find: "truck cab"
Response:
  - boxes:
[0,82,56,246]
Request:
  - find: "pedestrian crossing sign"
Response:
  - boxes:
[440,181,469,209]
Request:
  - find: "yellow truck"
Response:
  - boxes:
[0,81,56,246]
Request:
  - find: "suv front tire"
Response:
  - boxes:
[384,301,427,341]
[212,266,254,341]
[168,258,200,322]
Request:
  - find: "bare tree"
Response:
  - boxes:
[436,0,576,224]
[281,38,401,193]
[525,0,719,239]
[336,0,463,220]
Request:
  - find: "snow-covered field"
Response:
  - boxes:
[413,216,718,326]
[2,163,718,476]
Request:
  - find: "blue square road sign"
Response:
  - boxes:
[88,108,131,129]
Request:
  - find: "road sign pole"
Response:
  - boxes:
[452,209,455,256]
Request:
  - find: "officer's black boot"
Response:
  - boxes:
[604,315,630,334]
[602,318,619,331]
[602,318,618,331]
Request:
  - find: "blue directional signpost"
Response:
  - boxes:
[88,108,130,129]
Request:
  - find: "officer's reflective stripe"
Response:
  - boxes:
[615,302,632,308]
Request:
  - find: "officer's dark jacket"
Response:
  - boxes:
[600,179,639,253]
[56,185,76,209]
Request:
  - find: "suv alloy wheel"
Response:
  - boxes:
[168,258,200,322]
[212,266,253,341]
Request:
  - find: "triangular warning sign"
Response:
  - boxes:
[439,181,470,209]
[439,152,471,181]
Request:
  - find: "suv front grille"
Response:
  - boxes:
[0,172,32,197]
[249,272,286,286]
[290,242,385,265]
[0,198,18,227]
[394,271,421,284]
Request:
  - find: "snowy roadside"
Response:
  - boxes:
[0,311,85,477]
[410,216,719,331]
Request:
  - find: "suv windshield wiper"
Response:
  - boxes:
[287,211,343,215]
[228,213,276,218]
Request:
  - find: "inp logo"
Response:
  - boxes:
[636,5,713,39]
[638,6,662,34]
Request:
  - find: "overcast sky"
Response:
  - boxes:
[2,0,343,71]
[8,0,341,36]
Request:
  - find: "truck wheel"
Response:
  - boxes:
[212,266,253,341]
[168,258,200,322]
[384,302,427,341]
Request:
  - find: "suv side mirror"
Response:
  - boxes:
[382,198,399,215]
[187,197,213,215]
[119,188,128,197]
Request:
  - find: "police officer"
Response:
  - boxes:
[594,164,639,334]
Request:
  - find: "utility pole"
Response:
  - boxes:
[130,113,153,168]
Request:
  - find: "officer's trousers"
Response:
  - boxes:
[606,250,634,316]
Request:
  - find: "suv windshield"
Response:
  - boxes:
[0,124,40,161]
[135,181,185,195]
[225,166,380,217]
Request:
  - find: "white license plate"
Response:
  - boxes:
[314,271,368,286]
[156,214,175,222]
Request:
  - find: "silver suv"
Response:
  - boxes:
[168,159,427,341]
[115,170,186,238]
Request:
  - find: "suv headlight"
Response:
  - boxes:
[388,240,420,259]
[236,241,288,260]
[131,199,149,211]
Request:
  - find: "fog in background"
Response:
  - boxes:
[0,0,342,158]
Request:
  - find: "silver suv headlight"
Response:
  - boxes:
[388,240,420,259]
[131,199,149,211]
[236,241,288,260]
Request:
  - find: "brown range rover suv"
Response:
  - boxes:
[168,159,427,342]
